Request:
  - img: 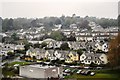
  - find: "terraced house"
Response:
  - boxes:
[26,47,79,63]
[80,53,108,65]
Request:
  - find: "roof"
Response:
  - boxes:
[83,53,103,61]
[28,64,56,69]
[43,38,56,42]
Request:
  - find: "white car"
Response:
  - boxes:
[90,72,95,76]
[64,69,71,73]
[76,70,82,74]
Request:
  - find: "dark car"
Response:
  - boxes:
[84,70,91,75]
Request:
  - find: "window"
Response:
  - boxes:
[95,57,97,59]
[102,61,104,63]
[82,56,84,58]
[88,56,92,59]
[94,61,97,63]
[88,61,90,63]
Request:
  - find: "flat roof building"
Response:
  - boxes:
[19,64,63,79]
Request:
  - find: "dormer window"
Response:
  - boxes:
[95,57,97,59]
[88,56,92,59]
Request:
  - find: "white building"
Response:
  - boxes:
[19,64,63,78]
[80,53,108,65]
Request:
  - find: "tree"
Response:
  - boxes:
[40,42,47,48]
[55,18,61,25]
[11,33,19,41]
[60,43,70,50]
[50,31,67,41]
[107,32,120,68]
[7,52,15,57]
[67,35,76,41]
[76,49,83,60]
[24,43,33,51]
[80,20,90,30]
[118,15,120,30]
[34,43,40,48]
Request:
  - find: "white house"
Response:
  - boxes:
[80,53,108,65]
[101,43,108,52]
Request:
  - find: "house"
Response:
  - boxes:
[95,42,108,52]
[94,43,102,51]
[19,64,63,78]
[75,35,93,42]
[45,50,55,60]
[0,44,15,56]
[80,53,108,65]
[101,43,108,52]
[65,51,79,63]
[26,47,46,59]
[15,44,25,50]
[47,41,62,49]
[67,42,82,50]
[45,50,68,61]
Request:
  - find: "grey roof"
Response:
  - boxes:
[84,53,102,61]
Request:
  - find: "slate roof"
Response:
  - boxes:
[83,53,102,61]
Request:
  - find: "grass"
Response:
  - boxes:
[64,69,120,80]
[8,61,31,66]
[65,73,119,78]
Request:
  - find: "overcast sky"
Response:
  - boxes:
[0,0,119,19]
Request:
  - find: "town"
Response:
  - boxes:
[0,14,120,79]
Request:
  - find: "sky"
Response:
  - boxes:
[0,0,119,19]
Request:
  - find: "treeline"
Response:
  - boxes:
[118,15,120,30]
[0,15,118,32]
[108,32,120,68]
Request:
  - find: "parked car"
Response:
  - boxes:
[76,70,82,74]
[64,69,71,73]
[84,66,90,69]
[63,72,70,76]
[81,70,86,75]
[96,67,103,69]
[90,72,95,76]
[71,69,77,73]
[84,70,91,75]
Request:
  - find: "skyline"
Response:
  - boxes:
[0,0,119,19]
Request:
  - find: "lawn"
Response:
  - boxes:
[64,69,120,80]
[8,61,31,66]
[65,73,119,78]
